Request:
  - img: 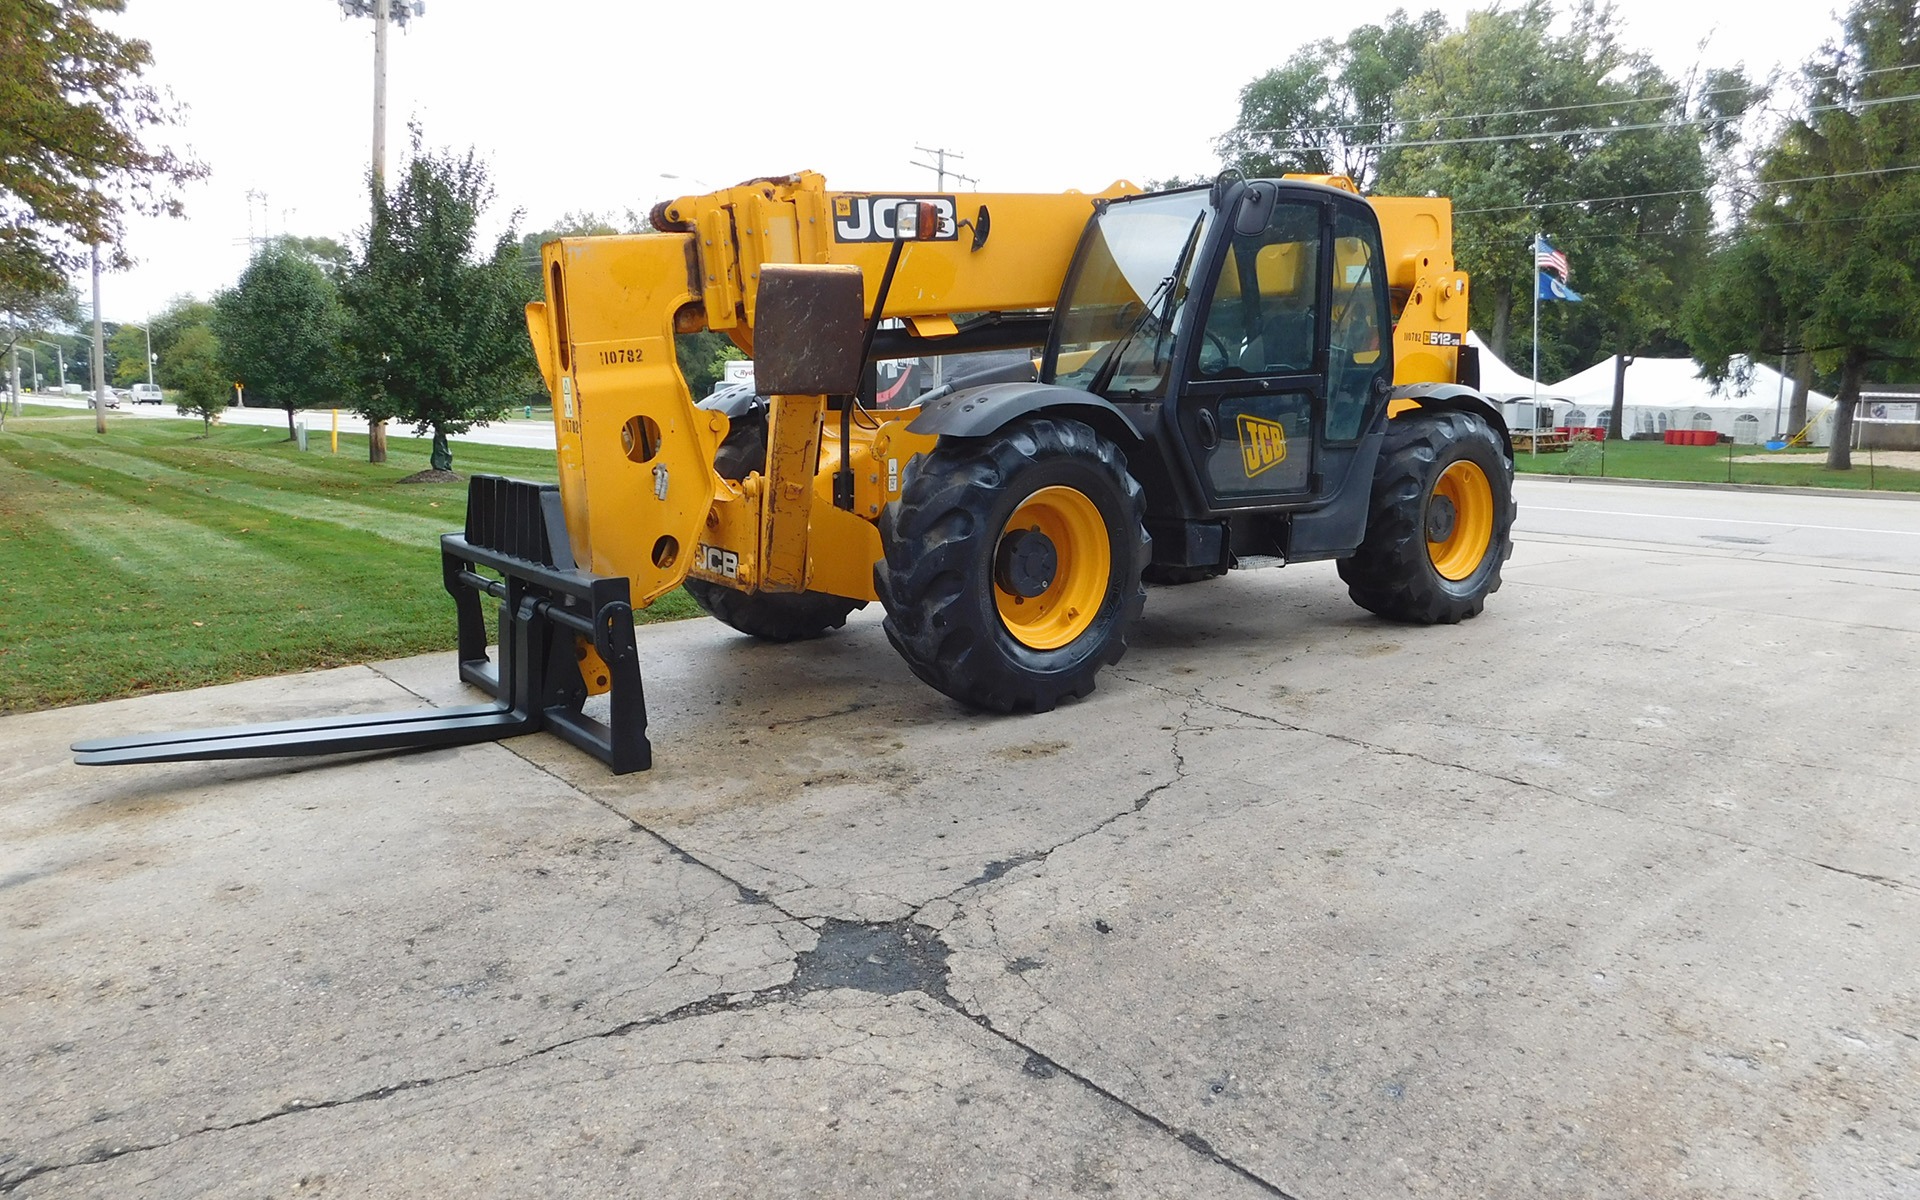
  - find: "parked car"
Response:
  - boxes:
[130,383,163,405]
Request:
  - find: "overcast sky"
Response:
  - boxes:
[93,0,1849,322]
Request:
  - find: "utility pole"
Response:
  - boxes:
[90,244,107,434]
[341,0,422,463]
[911,145,977,191]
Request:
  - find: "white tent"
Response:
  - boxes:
[1467,331,1570,432]
[1552,354,1837,447]
[1467,331,1541,395]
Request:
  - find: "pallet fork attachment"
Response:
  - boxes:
[73,476,652,774]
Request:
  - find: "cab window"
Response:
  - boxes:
[1195,202,1322,379]
[1325,209,1388,442]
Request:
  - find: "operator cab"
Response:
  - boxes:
[1042,177,1393,535]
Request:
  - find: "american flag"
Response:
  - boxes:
[1535,235,1570,281]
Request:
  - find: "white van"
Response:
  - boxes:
[131,383,164,405]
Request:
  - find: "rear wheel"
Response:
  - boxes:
[685,409,865,642]
[1338,409,1514,623]
[875,416,1149,712]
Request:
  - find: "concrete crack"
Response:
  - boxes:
[924,697,1198,911]
[1813,861,1912,891]
[1124,677,1920,900]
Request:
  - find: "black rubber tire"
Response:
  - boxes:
[684,410,866,642]
[875,416,1150,713]
[1337,409,1515,624]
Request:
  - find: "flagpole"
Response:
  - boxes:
[1531,232,1541,456]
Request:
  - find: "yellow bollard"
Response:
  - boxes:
[331,409,338,454]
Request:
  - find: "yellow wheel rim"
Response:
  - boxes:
[1428,460,1495,581]
[995,486,1111,650]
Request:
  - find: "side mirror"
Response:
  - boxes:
[1233,182,1277,236]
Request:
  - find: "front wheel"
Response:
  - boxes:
[1338,409,1515,623]
[875,417,1149,712]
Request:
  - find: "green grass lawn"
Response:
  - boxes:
[0,411,698,713]
[1515,437,1920,492]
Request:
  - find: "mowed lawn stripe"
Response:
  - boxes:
[0,414,696,713]
[14,440,460,547]
[2,459,447,710]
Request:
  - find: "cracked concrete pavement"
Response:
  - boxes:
[3,517,1918,1197]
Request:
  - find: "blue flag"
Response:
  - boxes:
[1538,271,1583,302]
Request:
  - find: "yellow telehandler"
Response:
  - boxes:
[76,170,1511,774]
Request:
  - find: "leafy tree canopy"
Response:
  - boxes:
[1380,2,1726,376]
[2,279,81,362]
[1217,9,1449,189]
[214,246,347,436]
[1216,2,1739,385]
[1688,0,1920,466]
[147,294,214,374]
[107,320,149,386]
[269,235,354,286]
[0,0,205,292]
[340,129,538,472]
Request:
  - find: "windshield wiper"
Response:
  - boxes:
[1088,212,1208,395]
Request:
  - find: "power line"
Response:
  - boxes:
[1236,64,1919,141]
[1454,206,1920,250]
[1238,86,1744,140]
[1450,162,1920,216]
[1331,92,1920,154]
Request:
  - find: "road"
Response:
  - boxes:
[1517,475,1920,570]
[4,453,1919,1196]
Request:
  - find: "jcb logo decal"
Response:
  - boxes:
[831,195,958,243]
[1239,414,1288,477]
[696,543,739,578]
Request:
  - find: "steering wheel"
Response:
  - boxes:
[1197,329,1236,376]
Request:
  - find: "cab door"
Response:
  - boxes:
[1176,191,1393,513]
[1175,194,1328,508]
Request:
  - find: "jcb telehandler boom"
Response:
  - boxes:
[76,170,1512,774]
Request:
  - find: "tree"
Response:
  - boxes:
[0,0,204,293]
[1686,0,1920,469]
[107,321,148,386]
[166,324,227,434]
[1217,10,1449,190]
[340,131,537,474]
[213,247,348,439]
[1381,2,1721,383]
[676,331,746,398]
[270,235,353,286]
[145,294,215,385]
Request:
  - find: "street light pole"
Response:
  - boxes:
[90,243,107,433]
[32,339,65,389]
[122,322,154,385]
